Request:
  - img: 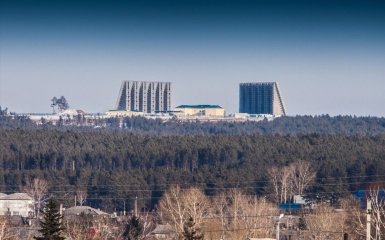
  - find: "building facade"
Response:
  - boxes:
[0,193,34,217]
[175,105,225,117]
[116,81,171,113]
[239,82,286,115]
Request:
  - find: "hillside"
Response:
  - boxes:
[1,127,385,211]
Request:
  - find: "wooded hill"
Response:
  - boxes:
[1,126,385,211]
[114,115,385,135]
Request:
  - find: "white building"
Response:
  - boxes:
[64,206,108,216]
[116,81,172,113]
[0,193,34,217]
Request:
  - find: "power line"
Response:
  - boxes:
[3,173,385,189]
[2,182,385,201]
[45,179,385,190]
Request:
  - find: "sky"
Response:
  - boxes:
[0,0,384,116]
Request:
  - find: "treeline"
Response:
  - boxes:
[1,128,385,210]
[114,115,385,135]
[2,105,385,135]
[0,107,35,129]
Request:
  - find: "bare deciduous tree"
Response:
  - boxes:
[203,219,222,240]
[305,203,347,240]
[367,188,385,240]
[64,219,89,240]
[211,192,228,239]
[290,160,316,196]
[24,178,48,217]
[139,211,156,239]
[158,185,186,235]
[65,215,121,240]
[268,161,315,203]
[268,166,293,203]
[227,190,278,240]
[238,196,277,239]
[76,190,87,206]
[228,188,244,229]
[341,196,365,239]
[183,188,209,225]
[160,186,279,240]
[159,185,209,238]
[209,189,278,240]
[0,216,18,240]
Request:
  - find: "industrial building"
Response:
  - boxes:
[0,193,34,217]
[175,105,225,117]
[115,81,171,113]
[239,82,286,116]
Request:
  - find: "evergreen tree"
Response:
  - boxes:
[34,198,65,240]
[123,215,143,240]
[57,96,69,111]
[183,217,204,240]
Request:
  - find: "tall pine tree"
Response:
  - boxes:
[183,217,204,240]
[34,198,65,240]
[123,215,143,240]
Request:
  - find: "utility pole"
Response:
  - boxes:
[367,198,372,240]
[276,221,280,240]
[277,214,284,240]
[59,204,63,216]
[123,200,126,216]
[135,196,138,217]
[377,207,381,240]
[75,195,77,207]
[59,203,63,224]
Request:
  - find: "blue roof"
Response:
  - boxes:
[279,203,304,210]
[176,105,223,109]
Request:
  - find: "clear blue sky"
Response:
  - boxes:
[0,0,384,116]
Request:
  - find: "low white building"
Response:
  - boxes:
[64,206,108,216]
[0,193,34,217]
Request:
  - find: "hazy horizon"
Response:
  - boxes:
[1,0,384,116]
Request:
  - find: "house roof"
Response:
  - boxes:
[175,105,223,109]
[0,193,32,200]
[64,206,108,216]
[59,109,86,116]
[151,224,175,235]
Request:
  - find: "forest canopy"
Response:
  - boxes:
[2,112,385,210]
[0,123,385,211]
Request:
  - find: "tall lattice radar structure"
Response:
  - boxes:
[115,81,171,113]
[239,82,286,116]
